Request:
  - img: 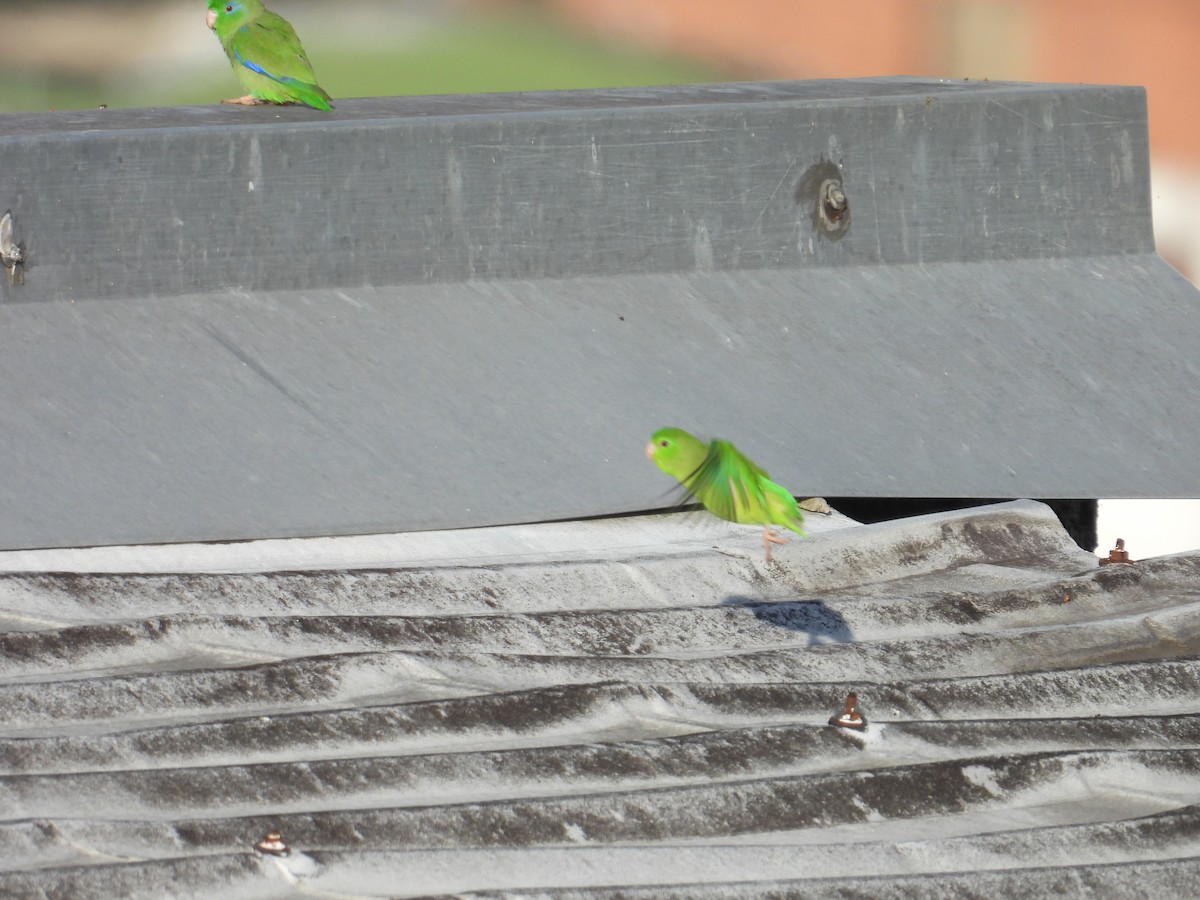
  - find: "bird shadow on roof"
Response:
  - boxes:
[720,597,853,646]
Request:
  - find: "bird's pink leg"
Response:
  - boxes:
[763,526,787,562]
[222,95,271,106]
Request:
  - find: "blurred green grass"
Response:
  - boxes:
[2,9,729,112]
[314,12,728,99]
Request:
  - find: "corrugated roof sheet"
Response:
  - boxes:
[2,500,1198,896]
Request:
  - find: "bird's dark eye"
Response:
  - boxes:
[659,439,670,447]
[225,4,233,10]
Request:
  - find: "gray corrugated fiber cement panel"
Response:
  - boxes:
[3,502,1200,895]
[0,78,1196,549]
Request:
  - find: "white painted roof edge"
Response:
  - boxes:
[0,499,1077,575]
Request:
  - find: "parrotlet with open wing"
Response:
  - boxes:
[206,0,332,110]
[646,427,809,561]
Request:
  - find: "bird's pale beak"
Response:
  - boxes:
[206,9,217,29]
[644,441,655,461]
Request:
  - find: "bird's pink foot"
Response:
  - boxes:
[222,95,271,106]
[763,526,788,562]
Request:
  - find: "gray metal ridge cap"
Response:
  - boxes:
[0,77,1144,140]
[0,499,1088,576]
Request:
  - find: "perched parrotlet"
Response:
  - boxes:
[206,0,333,110]
[646,426,809,561]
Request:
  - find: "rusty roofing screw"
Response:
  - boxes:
[1,210,25,287]
[1099,538,1133,566]
[820,180,849,227]
[795,159,851,240]
[255,830,290,857]
[829,692,867,731]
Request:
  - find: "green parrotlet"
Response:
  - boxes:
[646,427,810,561]
[206,0,333,110]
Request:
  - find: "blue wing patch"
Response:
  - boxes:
[233,47,303,87]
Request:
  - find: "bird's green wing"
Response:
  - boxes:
[762,479,807,536]
[229,12,332,109]
[682,439,775,525]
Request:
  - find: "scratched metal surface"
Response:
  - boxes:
[0,254,1198,550]
[1,78,1197,552]
[1,501,1199,897]
[0,78,1154,298]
